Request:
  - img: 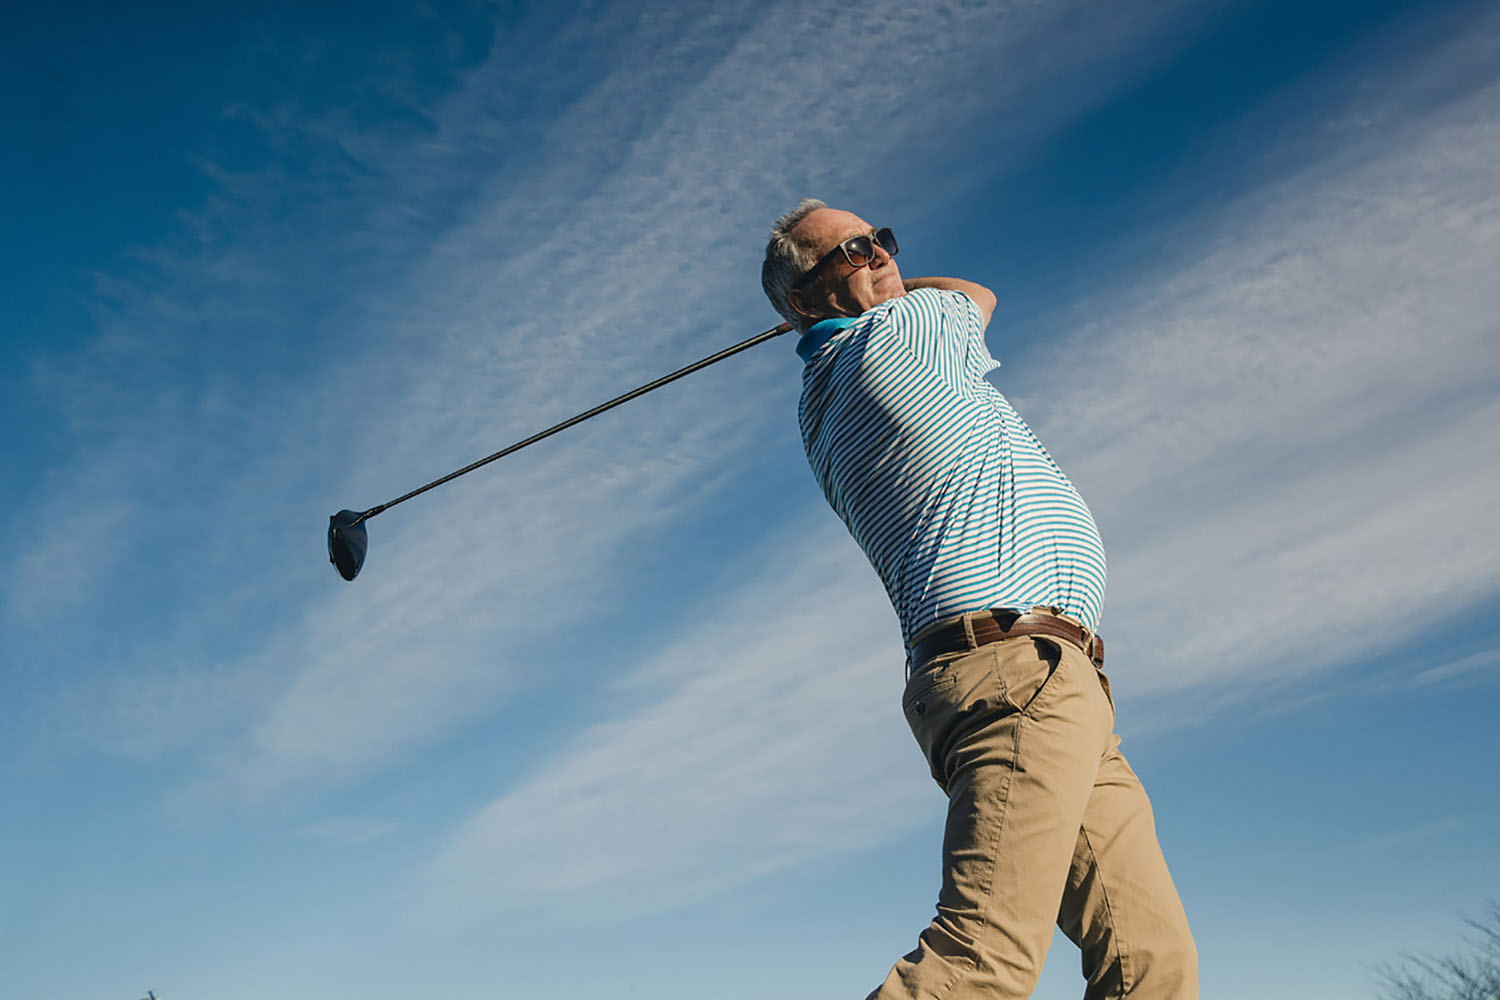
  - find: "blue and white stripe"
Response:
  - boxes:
[796,288,1107,650]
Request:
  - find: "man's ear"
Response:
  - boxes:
[788,288,819,323]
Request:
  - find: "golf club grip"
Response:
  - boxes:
[357,321,794,523]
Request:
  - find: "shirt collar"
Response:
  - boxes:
[795,316,859,363]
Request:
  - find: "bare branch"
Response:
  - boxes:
[1377,900,1500,1000]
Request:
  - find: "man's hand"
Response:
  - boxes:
[904,277,997,329]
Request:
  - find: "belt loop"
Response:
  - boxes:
[961,612,978,651]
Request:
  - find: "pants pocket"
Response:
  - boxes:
[902,638,1059,791]
[902,646,993,790]
[1032,635,1115,719]
[995,636,1063,716]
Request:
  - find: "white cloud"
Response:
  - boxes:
[13,0,1201,797]
[421,520,927,925]
[1015,63,1500,698]
[1351,817,1466,854]
[14,0,1496,930]
[5,495,135,628]
[420,11,1500,925]
[302,816,398,847]
[1372,645,1500,693]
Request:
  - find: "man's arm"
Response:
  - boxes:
[903,277,997,329]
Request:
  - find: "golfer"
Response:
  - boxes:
[762,200,1197,999]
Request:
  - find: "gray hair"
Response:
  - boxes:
[761,197,828,331]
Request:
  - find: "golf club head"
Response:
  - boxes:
[328,510,368,581]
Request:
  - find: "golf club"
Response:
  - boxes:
[328,320,794,580]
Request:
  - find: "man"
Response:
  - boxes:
[761,200,1197,999]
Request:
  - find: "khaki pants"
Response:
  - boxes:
[869,629,1197,999]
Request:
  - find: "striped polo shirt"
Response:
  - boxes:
[796,287,1106,651]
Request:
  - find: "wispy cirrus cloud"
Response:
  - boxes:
[13,0,1494,930]
[302,816,398,847]
[1016,35,1500,701]
[417,6,1500,926]
[211,0,1202,799]
[421,519,925,925]
[5,0,1207,797]
[5,495,134,627]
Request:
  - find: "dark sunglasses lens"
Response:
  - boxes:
[328,510,368,581]
[843,235,875,267]
[874,228,898,257]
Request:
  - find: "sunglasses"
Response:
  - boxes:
[792,227,899,290]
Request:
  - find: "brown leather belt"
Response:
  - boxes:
[908,608,1104,672]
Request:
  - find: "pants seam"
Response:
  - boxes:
[937,678,1025,999]
[1079,823,1128,998]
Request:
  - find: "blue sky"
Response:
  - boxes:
[3,1,1498,997]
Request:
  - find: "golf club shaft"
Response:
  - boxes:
[351,321,794,526]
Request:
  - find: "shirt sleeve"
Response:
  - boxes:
[879,287,997,386]
[957,291,1001,379]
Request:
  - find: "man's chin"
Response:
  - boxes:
[874,272,904,297]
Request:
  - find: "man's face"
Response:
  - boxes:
[788,208,903,325]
